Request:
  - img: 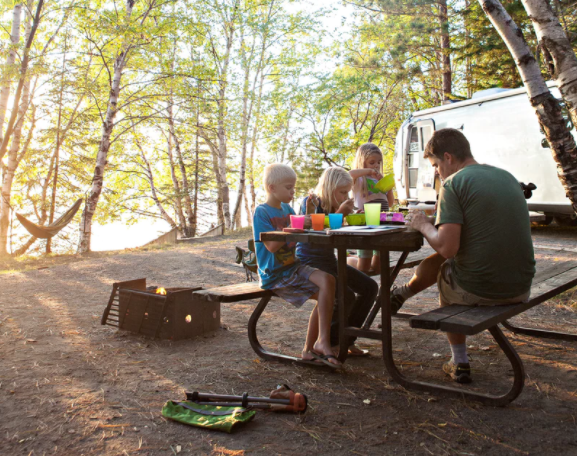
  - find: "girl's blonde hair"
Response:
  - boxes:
[352,143,383,173]
[352,143,384,198]
[314,167,353,214]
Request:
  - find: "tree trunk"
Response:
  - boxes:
[520,0,577,126]
[438,0,451,102]
[168,99,193,236]
[0,6,32,257]
[231,38,252,230]
[166,131,187,233]
[0,0,43,163]
[191,90,200,237]
[77,0,134,253]
[46,45,67,254]
[479,0,577,212]
[244,186,252,227]
[0,4,23,142]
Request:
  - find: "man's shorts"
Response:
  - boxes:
[357,249,380,259]
[270,265,319,308]
[438,260,530,307]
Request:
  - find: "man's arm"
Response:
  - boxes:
[409,212,461,259]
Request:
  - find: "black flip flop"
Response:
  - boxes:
[307,350,342,369]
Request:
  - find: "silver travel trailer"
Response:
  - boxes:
[392,82,577,223]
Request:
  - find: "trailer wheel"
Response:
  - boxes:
[554,215,577,227]
[541,215,553,226]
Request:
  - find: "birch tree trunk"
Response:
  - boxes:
[0,0,43,163]
[231,35,253,230]
[478,0,577,212]
[0,4,23,141]
[0,5,32,256]
[166,132,187,233]
[168,99,194,236]
[78,0,135,253]
[520,0,577,126]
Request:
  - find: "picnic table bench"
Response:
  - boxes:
[198,230,577,407]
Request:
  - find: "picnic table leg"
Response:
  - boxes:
[247,292,333,368]
[501,320,577,341]
[337,247,350,364]
[362,250,411,330]
[379,251,526,407]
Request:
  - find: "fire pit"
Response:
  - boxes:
[101,278,220,340]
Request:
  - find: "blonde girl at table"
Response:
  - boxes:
[348,143,395,274]
[297,167,379,356]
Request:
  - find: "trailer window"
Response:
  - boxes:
[409,169,418,188]
[420,126,432,151]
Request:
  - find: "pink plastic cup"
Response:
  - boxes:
[290,215,305,229]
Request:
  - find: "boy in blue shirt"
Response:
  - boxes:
[253,164,341,368]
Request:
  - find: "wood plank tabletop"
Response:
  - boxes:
[260,229,423,251]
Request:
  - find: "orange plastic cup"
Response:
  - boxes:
[310,213,325,231]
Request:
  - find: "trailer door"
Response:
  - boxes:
[404,119,435,200]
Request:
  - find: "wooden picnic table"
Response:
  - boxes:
[261,228,577,406]
[260,227,424,369]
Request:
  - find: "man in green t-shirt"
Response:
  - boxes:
[391,128,535,384]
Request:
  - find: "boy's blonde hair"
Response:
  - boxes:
[314,167,353,214]
[263,163,297,193]
[352,143,383,173]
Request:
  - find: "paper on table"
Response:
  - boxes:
[329,225,406,235]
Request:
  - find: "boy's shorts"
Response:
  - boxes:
[438,260,530,307]
[357,249,380,259]
[270,265,319,308]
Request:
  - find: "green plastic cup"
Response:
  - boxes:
[364,203,381,226]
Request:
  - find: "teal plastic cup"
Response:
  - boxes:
[364,203,381,226]
[328,213,343,229]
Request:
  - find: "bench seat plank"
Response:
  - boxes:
[410,265,577,335]
[408,305,471,330]
[194,283,269,302]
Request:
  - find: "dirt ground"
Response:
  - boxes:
[1,226,577,456]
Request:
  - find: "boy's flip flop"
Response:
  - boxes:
[306,351,342,369]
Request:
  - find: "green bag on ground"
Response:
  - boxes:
[161,401,256,433]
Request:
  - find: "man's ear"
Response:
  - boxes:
[443,152,452,163]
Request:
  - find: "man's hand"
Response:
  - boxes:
[337,198,355,215]
[408,211,434,232]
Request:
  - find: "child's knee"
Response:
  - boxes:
[317,271,336,290]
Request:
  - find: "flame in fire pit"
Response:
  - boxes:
[156,287,167,295]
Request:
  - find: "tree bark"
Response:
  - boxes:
[0,5,32,256]
[520,0,577,126]
[168,99,194,236]
[166,131,187,233]
[438,0,452,102]
[0,0,43,163]
[0,4,23,142]
[479,0,577,212]
[77,0,135,253]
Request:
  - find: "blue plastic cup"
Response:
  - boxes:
[329,213,343,229]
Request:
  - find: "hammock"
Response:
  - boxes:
[16,198,83,239]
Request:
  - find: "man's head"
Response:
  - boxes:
[263,163,297,203]
[424,128,474,180]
